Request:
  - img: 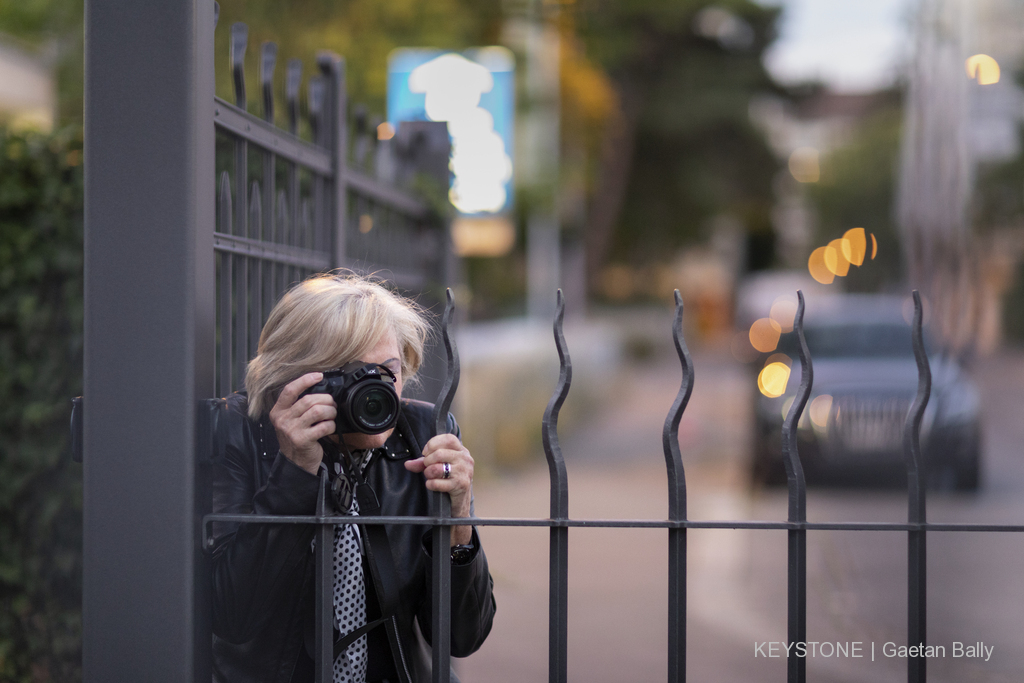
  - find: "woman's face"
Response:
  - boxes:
[337,332,404,451]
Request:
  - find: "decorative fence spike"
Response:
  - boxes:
[286,58,302,135]
[353,105,370,168]
[261,42,277,124]
[663,289,693,521]
[782,289,811,683]
[308,76,325,146]
[230,23,248,109]
[429,288,459,683]
[663,289,692,683]
[432,288,461,437]
[543,290,571,683]
[905,289,931,683]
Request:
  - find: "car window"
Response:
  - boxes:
[778,323,920,358]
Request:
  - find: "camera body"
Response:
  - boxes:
[303,362,400,435]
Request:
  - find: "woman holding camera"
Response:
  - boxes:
[210,273,495,683]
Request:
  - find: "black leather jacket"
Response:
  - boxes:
[210,393,495,683]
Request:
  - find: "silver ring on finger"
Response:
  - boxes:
[442,462,451,479]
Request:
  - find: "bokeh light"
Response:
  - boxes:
[758,362,791,398]
[841,228,866,266]
[809,394,833,429]
[966,54,1000,85]
[376,122,395,140]
[825,239,852,276]
[769,295,798,332]
[870,233,877,259]
[808,247,835,284]
[788,147,820,183]
[749,317,782,353]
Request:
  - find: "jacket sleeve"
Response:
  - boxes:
[414,413,496,656]
[417,527,497,657]
[209,399,321,644]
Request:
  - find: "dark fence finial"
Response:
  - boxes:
[286,58,302,136]
[432,288,460,437]
[308,76,325,146]
[543,289,571,520]
[663,289,693,522]
[260,42,277,124]
[230,23,248,109]
[782,289,811,523]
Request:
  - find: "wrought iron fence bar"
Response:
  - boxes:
[319,54,348,269]
[905,290,931,683]
[314,469,334,683]
[542,291,571,683]
[663,290,693,683]
[217,173,233,397]
[215,99,334,176]
[429,289,459,683]
[783,290,812,683]
[202,514,1024,536]
[213,233,331,270]
[247,183,263,361]
[346,170,430,218]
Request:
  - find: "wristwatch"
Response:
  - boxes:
[450,541,475,566]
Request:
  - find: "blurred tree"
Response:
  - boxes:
[214,0,504,118]
[0,0,84,126]
[568,0,783,296]
[806,93,904,292]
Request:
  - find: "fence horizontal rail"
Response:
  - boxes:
[202,512,1024,541]
[215,98,333,174]
[212,233,331,269]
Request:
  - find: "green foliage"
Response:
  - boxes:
[806,97,903,291]
[578,0,783,267]
[0,126,83,682]
[214,0,503,119]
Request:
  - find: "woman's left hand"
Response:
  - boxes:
[405,433,474,545]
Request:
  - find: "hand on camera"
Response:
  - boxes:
[269,372,337,475]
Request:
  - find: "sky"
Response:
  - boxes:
[759,0,916,92]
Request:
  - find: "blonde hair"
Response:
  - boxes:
[245,272,431,418]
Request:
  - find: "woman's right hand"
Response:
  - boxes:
[269,372,337,475]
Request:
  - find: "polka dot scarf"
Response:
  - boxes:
[331,448,373,683]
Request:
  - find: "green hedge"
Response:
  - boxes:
[0,126,83,683]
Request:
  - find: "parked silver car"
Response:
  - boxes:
[750,295,982,490]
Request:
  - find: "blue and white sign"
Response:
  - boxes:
[388,47,515,215]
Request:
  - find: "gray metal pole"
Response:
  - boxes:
[83,1,215,681]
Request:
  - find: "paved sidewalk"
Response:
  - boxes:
[456,347,776,682]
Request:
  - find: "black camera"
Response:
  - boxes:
[303,362,400,435]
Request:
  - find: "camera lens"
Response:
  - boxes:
[352,385,397,431]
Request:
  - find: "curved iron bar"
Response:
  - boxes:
[431,288,461,437]
[663,290,693,683]
[904,289,931,683]
[542,290,571,683]
[904,289,931,522]
[230,23,247,109]
[781,289,812,683]
[543,290,571,520]
[663,290,693,522]
[427,288,460,683]
[781,290,811,523]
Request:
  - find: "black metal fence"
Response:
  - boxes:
[202,283,1024,683]
[212,16,452,399]
[81,2,1024,683]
